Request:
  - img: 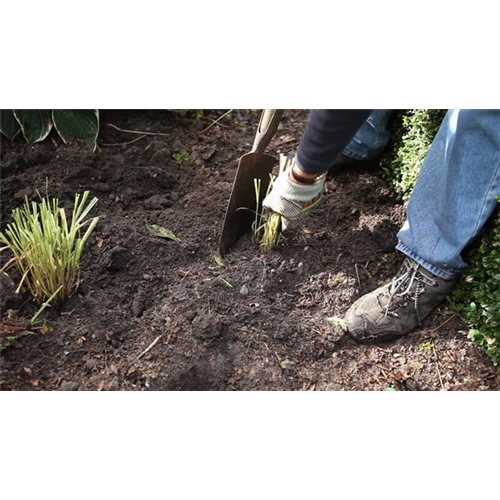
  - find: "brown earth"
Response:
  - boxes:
[1,109,499,391]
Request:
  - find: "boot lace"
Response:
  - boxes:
[382,259,437,324]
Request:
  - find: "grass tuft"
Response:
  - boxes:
[0,191,99,306]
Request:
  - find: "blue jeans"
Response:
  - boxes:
[343,109,393,161]
[397,109,500,280]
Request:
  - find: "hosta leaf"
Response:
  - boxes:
[13,110,53,144]
[0,110,21,139]
[52,110,99,152]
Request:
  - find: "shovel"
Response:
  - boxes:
[219,109,284,256]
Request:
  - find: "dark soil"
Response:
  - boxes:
[1,110,499,391]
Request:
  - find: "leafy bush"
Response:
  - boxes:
[383,109,446,200]
[383,110,500,365]
[0,192,99,306]
[451,203,500,366]
[0,110,99,151]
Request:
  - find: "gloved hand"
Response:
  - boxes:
[263,157,326,228]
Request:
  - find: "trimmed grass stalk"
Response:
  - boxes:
[256,154,292,253]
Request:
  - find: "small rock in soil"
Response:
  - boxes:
[67,166,94,183]
[239,285,249,296]
[150,147,172,164]
[183,243,199,254]
[14,187,33,199]
[107,246,132,272]
[84,359,97,373]
[201,145,217,161]
[144,195,171,210]
[121,187,137,208]
[132,293,146,317]
[403,379,421,391]
[192,313,224,340]
[185,310,197,322]
[93,182,111,193]
[150,169,179,190]
[109,377,120,391]
[60,381,80,391]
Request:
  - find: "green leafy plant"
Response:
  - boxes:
[0,191,99,306]
[383,109,446,200]
[420,341,434,350]
[173,151,190,164]
[450,202,500,366]
[0,109,99,151]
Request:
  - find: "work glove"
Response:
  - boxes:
[263,157,326,228]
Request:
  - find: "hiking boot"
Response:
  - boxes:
[345,257,457,342]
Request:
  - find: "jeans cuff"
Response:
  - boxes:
[396,242,459,280]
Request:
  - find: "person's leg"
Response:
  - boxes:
[346,109,500,341]
[397,109,500,279]
[342,109,394,161]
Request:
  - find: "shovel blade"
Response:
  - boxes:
[219,152,276,256]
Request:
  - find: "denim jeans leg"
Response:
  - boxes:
[397,109,500,280]
[343,109,394,161]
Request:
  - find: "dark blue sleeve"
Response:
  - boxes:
[296,109,372,174]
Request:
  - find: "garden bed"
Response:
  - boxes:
[1,110,499,390]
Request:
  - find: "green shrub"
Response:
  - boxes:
[0,110,99,151]
[450,202,500,366]
[384,110,500,365]
[383,109,446,200]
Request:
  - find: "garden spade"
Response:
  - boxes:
[219,109,284,256]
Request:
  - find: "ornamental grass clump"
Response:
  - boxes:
[0,191,99,306]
